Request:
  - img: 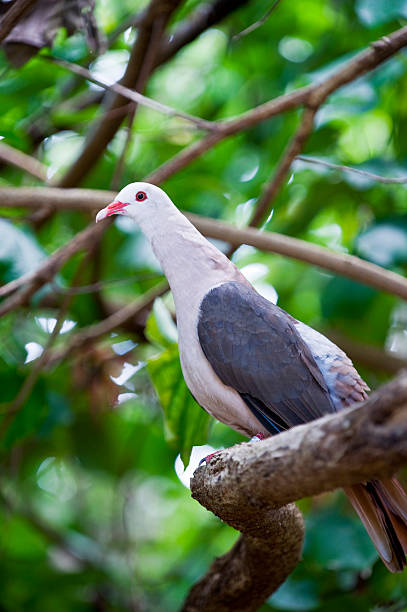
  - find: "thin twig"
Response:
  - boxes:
[232,0,281,41]
[250,106,316,227]
[296,155,407,184]
[188,213,407,301]
[51,272,162,296]
[0,221,107,316]
[45,56,217,133]
[44,280,169,367]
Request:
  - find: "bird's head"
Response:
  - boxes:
[96,182,173,223]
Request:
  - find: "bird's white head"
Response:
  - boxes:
[96,182,174,224]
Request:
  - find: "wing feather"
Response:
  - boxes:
[197,281,336,435]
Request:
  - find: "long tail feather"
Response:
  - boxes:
[345,479,407,573]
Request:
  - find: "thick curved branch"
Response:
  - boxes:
[182,505,304,612]
[185,374,407,610]
[1,187,407,303]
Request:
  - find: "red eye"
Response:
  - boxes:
[136,191,147,202]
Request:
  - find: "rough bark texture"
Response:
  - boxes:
[182,505,304,612]
[183,374,407,611]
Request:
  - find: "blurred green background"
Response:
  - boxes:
[1,0,407,610]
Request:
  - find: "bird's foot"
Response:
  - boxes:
[249,432,265,443]
[199,450,222,466]
[199,433,265,466]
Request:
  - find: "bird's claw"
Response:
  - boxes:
[199,450,221,466]
[249,432,265,443]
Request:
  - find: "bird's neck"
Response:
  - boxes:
[136,207,245,313]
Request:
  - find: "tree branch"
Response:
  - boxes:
[324,329,407,375]
[0,0,38,43]
[155,0,251,66]
[45,56,218,133]
[182,505,304,612]
[0,141,48,181]
[185,373,407,610]
[0,220,107,315]
[232,0,281,42]
[250,106,316,227]
[147,25,407,184]
[1,187,407,303]
[296,155,407,184]
[57,0,183,189]
[44,280,169,367]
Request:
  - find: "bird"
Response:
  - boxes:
[96,181,407,573]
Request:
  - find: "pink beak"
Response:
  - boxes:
[96,201,127,222]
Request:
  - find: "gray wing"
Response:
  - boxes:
[197,281,336,435]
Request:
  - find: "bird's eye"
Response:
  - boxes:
[136,191,147,202]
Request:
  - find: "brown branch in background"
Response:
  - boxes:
[58,0,183,189]
[0,141,48,181]
[147,25,407,185]
[185,373,407,610]
[189,213,407,300]
[0,186,115,212]
[44,280,169,367]
[232,0,281,41]
[324,329,407,375]
[145,132,224,185]
[250,107,316,227]
[296,155,407,184]
[1,187,407,302]
[155,0,251,66]
[23,0,252,150]
[0,0,38,43]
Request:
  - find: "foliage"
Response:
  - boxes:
[0,0,407,610]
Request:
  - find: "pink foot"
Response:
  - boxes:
[250,432,265,442]
[199,450,222,466]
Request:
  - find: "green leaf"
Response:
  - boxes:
[145,298,178,348]
[147,344,211,466]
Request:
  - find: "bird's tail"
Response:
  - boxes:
[344,478,407,572]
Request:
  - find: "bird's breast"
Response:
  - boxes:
[176,293,269,438]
